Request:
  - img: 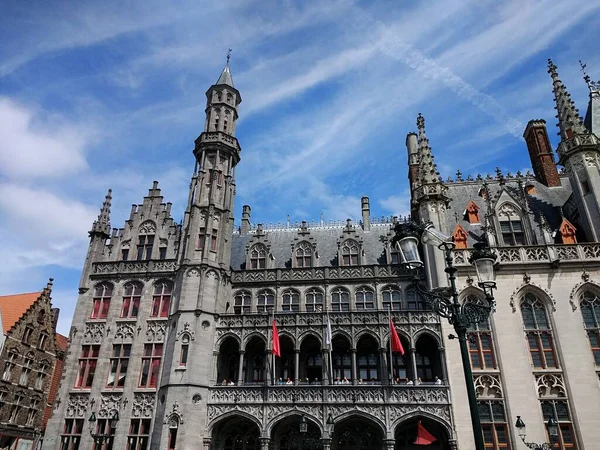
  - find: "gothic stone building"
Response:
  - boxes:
[0,280,68,449]
[42,59,600,450]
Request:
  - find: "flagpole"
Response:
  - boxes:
[272,308,276,386]
[388,305,394,384]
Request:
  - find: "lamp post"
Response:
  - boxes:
[88,411,119,449]
[297,415,324,449]
[392,221,497,450]
[515,416,559,449]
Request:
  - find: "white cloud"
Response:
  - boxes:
[0,98,90,180]
[379,194,411,219]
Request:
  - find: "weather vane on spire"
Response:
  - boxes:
[580,59,600,92]
[226,48,232,66]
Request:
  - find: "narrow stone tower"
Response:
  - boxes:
[152,58,243,449]
[548,59,600,241]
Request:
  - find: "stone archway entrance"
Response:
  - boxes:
[211,415,261,450]
[394,417,450,450]
[331,416,385,450]
[271,415,322,450]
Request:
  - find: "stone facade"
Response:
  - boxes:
[42,60,600,450]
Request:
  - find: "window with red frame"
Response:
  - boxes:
[541,400,577,449]
[61,418,84,450]
[210,228,218,252]
[75,345,100,388]
[478,400,511,449]
[466,296,497,370]
[91,283,113,319]
[121,282,142,318]
[127,418,151,450]
[249,245,266,269]
[139,343,163,388]
[107,344,131,389]
[341,240,359,266]
[521,293,558,369]
[151,282,172,318]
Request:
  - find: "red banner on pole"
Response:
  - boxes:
[390,317,405,355]
[272,319,280,357]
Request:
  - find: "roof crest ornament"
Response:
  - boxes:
[226,48,232,67]
[580,60,600,92]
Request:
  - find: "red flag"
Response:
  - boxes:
[414,421,437,445]
[272,319,280,357]
[390,317,405,355]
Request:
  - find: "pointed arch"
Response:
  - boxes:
[496,201,526,246]
[151,279,173,318]
[569,280,600,311]
[294,240,313,268]
[340,239,360,266]
[281,288,300,312]
[355,286,375,310]
[510,281,556,313]
[392,413,452,447]
[233,290,252,314]
[266,411,323,436]
[248,243,267,269]
[381,284,402,311]
[518,290,559,370]
[91,281,113,319]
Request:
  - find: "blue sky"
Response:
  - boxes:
[1,0,599,335]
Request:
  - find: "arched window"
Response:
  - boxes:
[406,287,427,311]
[357,336,379,382]
[249,245,266,269]
[256,290,274,313]
[341,240,359,266]
[521,293,557,369]
[137,221,156,261]
[355,287,374,310]
[305,288,324,313]
[180,334,190,367]
[580,290,600,366]
[295,242,312,268]
[20,352,34,386]
[121,282,142,318]
[382,286,401,311]
[498,203,525,246]
[282,289,300,312]
[234,291,251,314]
[465,295,496,370]
[3,349,18,381]
[91,282,113,319]
[151,281,172,318]
[331,288,350,312]
[332,336,352,380]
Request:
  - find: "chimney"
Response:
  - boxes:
[406,132,419,188]
[51,307,60,331]
[523,120,560,187]
[241,205,251,235]
[361,196,371,231]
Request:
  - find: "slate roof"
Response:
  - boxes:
[0,292,40,333]
[584,92,600,135]
[442,175,573,246]
[231,223,394,270]
[216,65,235,88]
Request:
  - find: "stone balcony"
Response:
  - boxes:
[453,243,600,267]
[206,384,452,428]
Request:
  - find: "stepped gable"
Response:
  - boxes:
[231,220,395,270]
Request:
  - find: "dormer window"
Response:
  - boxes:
[452,224,468,249]
[295,242,312,268]
[341,240,359,266]
[464,200,480,224]
[497,203,526,246]
[250,245,266,269]
[559,218,577,244]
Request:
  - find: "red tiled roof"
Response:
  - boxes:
[0,292,41,333]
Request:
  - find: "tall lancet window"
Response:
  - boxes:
[520,293,558,369]
[580,290,600,366]
[249,245,266,269]
[497,203,525,246]
[295,242,312,268]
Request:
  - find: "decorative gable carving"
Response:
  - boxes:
[291,222,317,268]
[245,224,273,269]
[452,224,468,249]
[559,217,577,244]
[463,200,480,224]
[336,220,364,266]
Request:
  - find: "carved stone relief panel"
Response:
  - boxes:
[84,323,106,343]
[99,394,122,417]
[536,374,566,398]
[115,322,136,341]
[473,374,503,399]
[146,320,167,342]
[66,394,89,418]
[132,393,156,418]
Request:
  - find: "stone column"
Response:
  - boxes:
[211,350,219,384]
[203,438,212,450]
[379,347,387,384]
[410,347,418,383]
[321,438,332,450]
[259,437,271,450]
[384,438,396,450]
[351,348,358,382]
[237,350,245,386]
[438,347,447,383]
[295,349,300,383]
[322,348,329,384]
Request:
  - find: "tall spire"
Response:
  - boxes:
[416,113,441,185]
[548,58,587,141]
[90,189,112,237]
[580,60,600,135]
[216,48,235,87]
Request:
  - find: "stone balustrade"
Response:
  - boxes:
[92,259,177,276]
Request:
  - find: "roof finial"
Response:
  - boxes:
[547,58,586,141]
[416,112,426,138]
[90,189,112,237]
[226,48,232,66]
[44,277,54,297]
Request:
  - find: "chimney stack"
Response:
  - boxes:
[524,120,560,187]
[406,132,419,188]
[241,205,251,235]
[361,196,371,231]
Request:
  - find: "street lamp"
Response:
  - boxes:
[88,410,119,449]
[515,416,559,449]
[392,221,497,450]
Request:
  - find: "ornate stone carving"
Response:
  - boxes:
[474,374,503,399]
[99,394,122,417]
[146,320,167,342]
[177,322,195,341]
[536,374,566,398]
[139,221,156,234]
[132,393,155,418]
[84,323,105,343]
[66,394,89,417]
[187,268,201,277]
[509,282,556,313]
[115,321,136,341]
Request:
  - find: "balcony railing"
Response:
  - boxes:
[453,243,600,266]
[92,259,177,276]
